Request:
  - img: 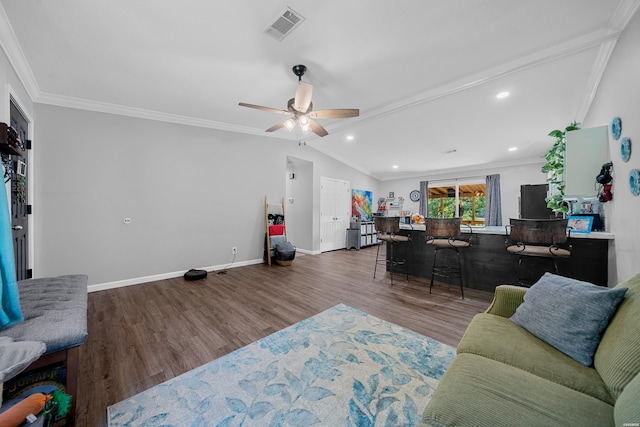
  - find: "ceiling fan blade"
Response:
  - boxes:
[265,120,290,133]
[309,119,328,137]
[239,102,289,115]
[308,109,360,119]
[293,81,313,113]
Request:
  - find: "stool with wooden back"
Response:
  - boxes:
[506,218,571,285]
[425,217,471,299]
[373,216,411,285]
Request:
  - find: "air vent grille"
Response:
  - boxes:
[263,7,305,41]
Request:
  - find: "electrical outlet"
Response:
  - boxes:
[232,247,238,255]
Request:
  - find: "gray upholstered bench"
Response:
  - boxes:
[1,274,88,426]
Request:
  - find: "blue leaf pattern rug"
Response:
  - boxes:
[107,304,455,427]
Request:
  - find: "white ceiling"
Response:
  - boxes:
[1,1,639,180]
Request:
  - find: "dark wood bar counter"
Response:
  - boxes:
[390,225,613,292]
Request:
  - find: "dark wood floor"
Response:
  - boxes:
[75,246,494,426]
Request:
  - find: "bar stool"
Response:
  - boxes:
[373,216,411,285]
[506,218,571,286]
[425,217,471,299]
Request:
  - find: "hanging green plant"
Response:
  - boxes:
[541,121,580,213]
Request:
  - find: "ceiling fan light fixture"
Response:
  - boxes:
[298,115,309,126]
[284,119,295,131]
[301,122,311,134]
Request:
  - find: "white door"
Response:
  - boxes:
[320,177,350,252]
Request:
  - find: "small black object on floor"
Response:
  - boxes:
[275,241,296,263]
[184,269,207,281]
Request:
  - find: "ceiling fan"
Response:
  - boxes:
[239,65,359,137]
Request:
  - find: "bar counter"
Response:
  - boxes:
[390,224,613,292]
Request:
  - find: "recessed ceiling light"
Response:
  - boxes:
[508,147,518,151]
[496,91,510,99]
[346,135,354,140]
[392,165,399,169]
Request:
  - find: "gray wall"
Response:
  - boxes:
[32,104,379,286]
[582,9,640,284]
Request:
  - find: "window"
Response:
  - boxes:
[428,183,486,225]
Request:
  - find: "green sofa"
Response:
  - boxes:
[419,273,640,427]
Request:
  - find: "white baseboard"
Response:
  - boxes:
[88,248,325,293]
[87,258,264,293]
[295,248,321,255]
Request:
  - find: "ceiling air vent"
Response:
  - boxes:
[263,7,305,41]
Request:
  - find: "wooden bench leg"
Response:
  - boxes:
[64,346,79,426]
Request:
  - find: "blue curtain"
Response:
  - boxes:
[419,181,428,217]
[0,178,22,328]
[485,174,502,226]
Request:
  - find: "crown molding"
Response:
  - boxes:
[575,38,618,123]
[355,28,621,128]
[574,0,640,121]
[608,0,640,30]
[0,3,39,100]
[36,90,301,139]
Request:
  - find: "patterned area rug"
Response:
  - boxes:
[107,304,455,426]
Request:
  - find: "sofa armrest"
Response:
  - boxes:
[485,285,528,318]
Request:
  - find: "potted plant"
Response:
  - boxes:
[541,121,580,214]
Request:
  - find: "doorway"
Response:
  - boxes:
[7,97,31,280]
[286,156,313,251]
[320,177,350,252]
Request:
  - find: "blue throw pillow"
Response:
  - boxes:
[510,273,627,366]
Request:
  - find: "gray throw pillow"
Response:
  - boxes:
[510,273,627,366]
[0,336,46,383]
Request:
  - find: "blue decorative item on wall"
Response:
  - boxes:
[611,116,622,140]
[630,169,640,196]
[621,137,631,162]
